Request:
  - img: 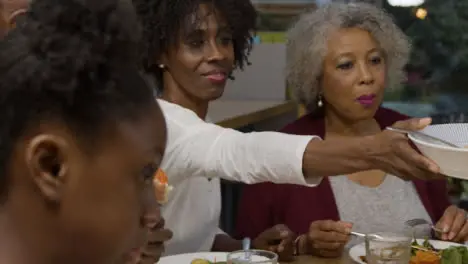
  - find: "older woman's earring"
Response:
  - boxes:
[317,94,323,108]
[158,64,165,69]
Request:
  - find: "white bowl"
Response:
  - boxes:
[408,123,468,180]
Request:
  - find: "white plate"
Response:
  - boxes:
[158,252,228,264]
[349,239,463,263]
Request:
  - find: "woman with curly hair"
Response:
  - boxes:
[0,0,167,263]
[132,0,300,259]
[236,2,466,258]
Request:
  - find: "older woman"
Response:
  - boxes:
[0,0,168,263]
[235,3,467,258]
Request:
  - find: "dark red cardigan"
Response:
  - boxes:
[234,107,451,239]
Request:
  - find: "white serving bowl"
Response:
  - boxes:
[408,123,468,180]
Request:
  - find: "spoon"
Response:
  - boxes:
[351,231,385,240]
[242,237,252,260]
[385,127,460,148]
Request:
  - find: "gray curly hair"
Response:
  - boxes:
[286,2,410,113]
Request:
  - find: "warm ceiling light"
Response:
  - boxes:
[387,0,424,7]
[415,8,428,19]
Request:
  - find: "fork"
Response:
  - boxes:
[405,218,445,233]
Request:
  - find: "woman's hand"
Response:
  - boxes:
[371,118,442,181]
[252,224,295,261]
[435,205,468,243]
[300,220,352,258]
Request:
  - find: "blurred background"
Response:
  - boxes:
[253,0,468,118]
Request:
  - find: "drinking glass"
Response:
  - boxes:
[227,249,278,264]
[365,232,412,264]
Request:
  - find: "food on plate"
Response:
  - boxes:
[360,239,468,264]
[190,258,226,264]
[190,259,211,264]
[410,239,436,256]
[153,169,173,204]
[440,246,468,264]
[410,239,468,264]
[410,250,439,264]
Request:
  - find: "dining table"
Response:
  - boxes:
[289,254,353,264]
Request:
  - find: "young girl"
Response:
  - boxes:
[0,0,167,263]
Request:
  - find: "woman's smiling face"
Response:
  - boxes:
[161,3,235,103]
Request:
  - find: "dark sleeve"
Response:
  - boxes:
[427,179,451,221]
[234,183,279,239]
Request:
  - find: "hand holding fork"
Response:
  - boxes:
[406,205,468,243]
[405,218,445,234]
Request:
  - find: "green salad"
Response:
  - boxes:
[411,239,468,264]
[440,246,468,264]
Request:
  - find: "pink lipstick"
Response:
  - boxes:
[356,94,376,107]
[204,71,227,84]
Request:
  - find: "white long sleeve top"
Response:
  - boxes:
[158,99,321,186]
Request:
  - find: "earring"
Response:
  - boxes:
[158,64,165,69]
[317,94,323,108]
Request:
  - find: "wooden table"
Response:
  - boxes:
[289,255,352,264]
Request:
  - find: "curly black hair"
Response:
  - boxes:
[132,0,257,84]
[0,0,155,198]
